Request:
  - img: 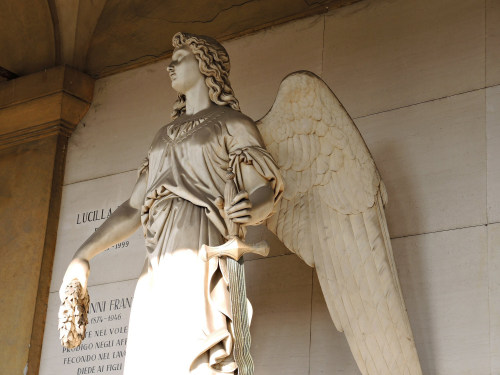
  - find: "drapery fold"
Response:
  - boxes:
[124,106,282,374]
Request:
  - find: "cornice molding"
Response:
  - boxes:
[0,66,94,148]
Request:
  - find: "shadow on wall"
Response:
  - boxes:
[381,141,435,374]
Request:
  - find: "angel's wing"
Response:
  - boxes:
[256,71,422,375]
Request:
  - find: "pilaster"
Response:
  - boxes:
[0,66,94,375]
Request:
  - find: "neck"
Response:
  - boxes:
[184,80,213,115]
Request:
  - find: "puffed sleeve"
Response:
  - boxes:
[226,116,284,222]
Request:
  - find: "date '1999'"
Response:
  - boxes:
[102,241,130,252]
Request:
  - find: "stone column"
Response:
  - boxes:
[0,66,94,375]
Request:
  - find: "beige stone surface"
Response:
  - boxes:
[225,15,323,121]
[54,0,108,71]
[310,273,361,375]
[50,171,146,292]
[0,66,94,149]
[0,93,67,134]
[40,279,137,375]
[0,66,94,110]
[64,60,177,184]
[489,223,500,374]
[487,0,500,86]
[85,0,340,78]
[0,136,60,375]
[392,226,489,375]
[0,66,93,375]
[1,0,356,78]
[245,254,312,375]
[487,85,500,224]
[323,0,485,118]
[356,89,486,238]
[0,1,55,75]
[244,224,291,261]
[0,93,91,142]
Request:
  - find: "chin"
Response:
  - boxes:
[171,82,185,94]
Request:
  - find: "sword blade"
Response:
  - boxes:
[227,257,254,375]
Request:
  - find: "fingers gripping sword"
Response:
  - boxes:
[200,167,269,375]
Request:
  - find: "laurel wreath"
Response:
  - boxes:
[58,279,90,349]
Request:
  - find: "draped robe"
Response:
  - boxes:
[123,105,283,375]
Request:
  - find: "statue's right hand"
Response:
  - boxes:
[59,258,90,302]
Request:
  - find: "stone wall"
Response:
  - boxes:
[39,0,500,374]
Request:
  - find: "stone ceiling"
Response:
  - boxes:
[0,0,358,81]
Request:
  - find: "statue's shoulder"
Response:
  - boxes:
[221,107,259,137]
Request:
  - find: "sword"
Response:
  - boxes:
[200,167,269,375]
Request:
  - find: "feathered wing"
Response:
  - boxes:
[256,71,422,375]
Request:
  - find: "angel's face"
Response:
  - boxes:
[167,46,204,94]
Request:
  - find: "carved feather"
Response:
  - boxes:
[257,71,422,375]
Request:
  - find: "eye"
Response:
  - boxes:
[171,53,182,63]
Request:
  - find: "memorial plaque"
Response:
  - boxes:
[50,171,146,292]
[40,280,136,375]
[41,171,147,374]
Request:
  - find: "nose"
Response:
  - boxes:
[167,62,174,72]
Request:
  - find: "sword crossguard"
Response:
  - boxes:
[200,166,270,262]
[199,237,270,262]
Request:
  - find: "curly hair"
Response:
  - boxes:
[171,32,240,119]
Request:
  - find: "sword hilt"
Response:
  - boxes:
[223,167,240,238]
[202,168,270,262]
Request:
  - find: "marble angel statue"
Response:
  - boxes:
[59,32,423,375]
